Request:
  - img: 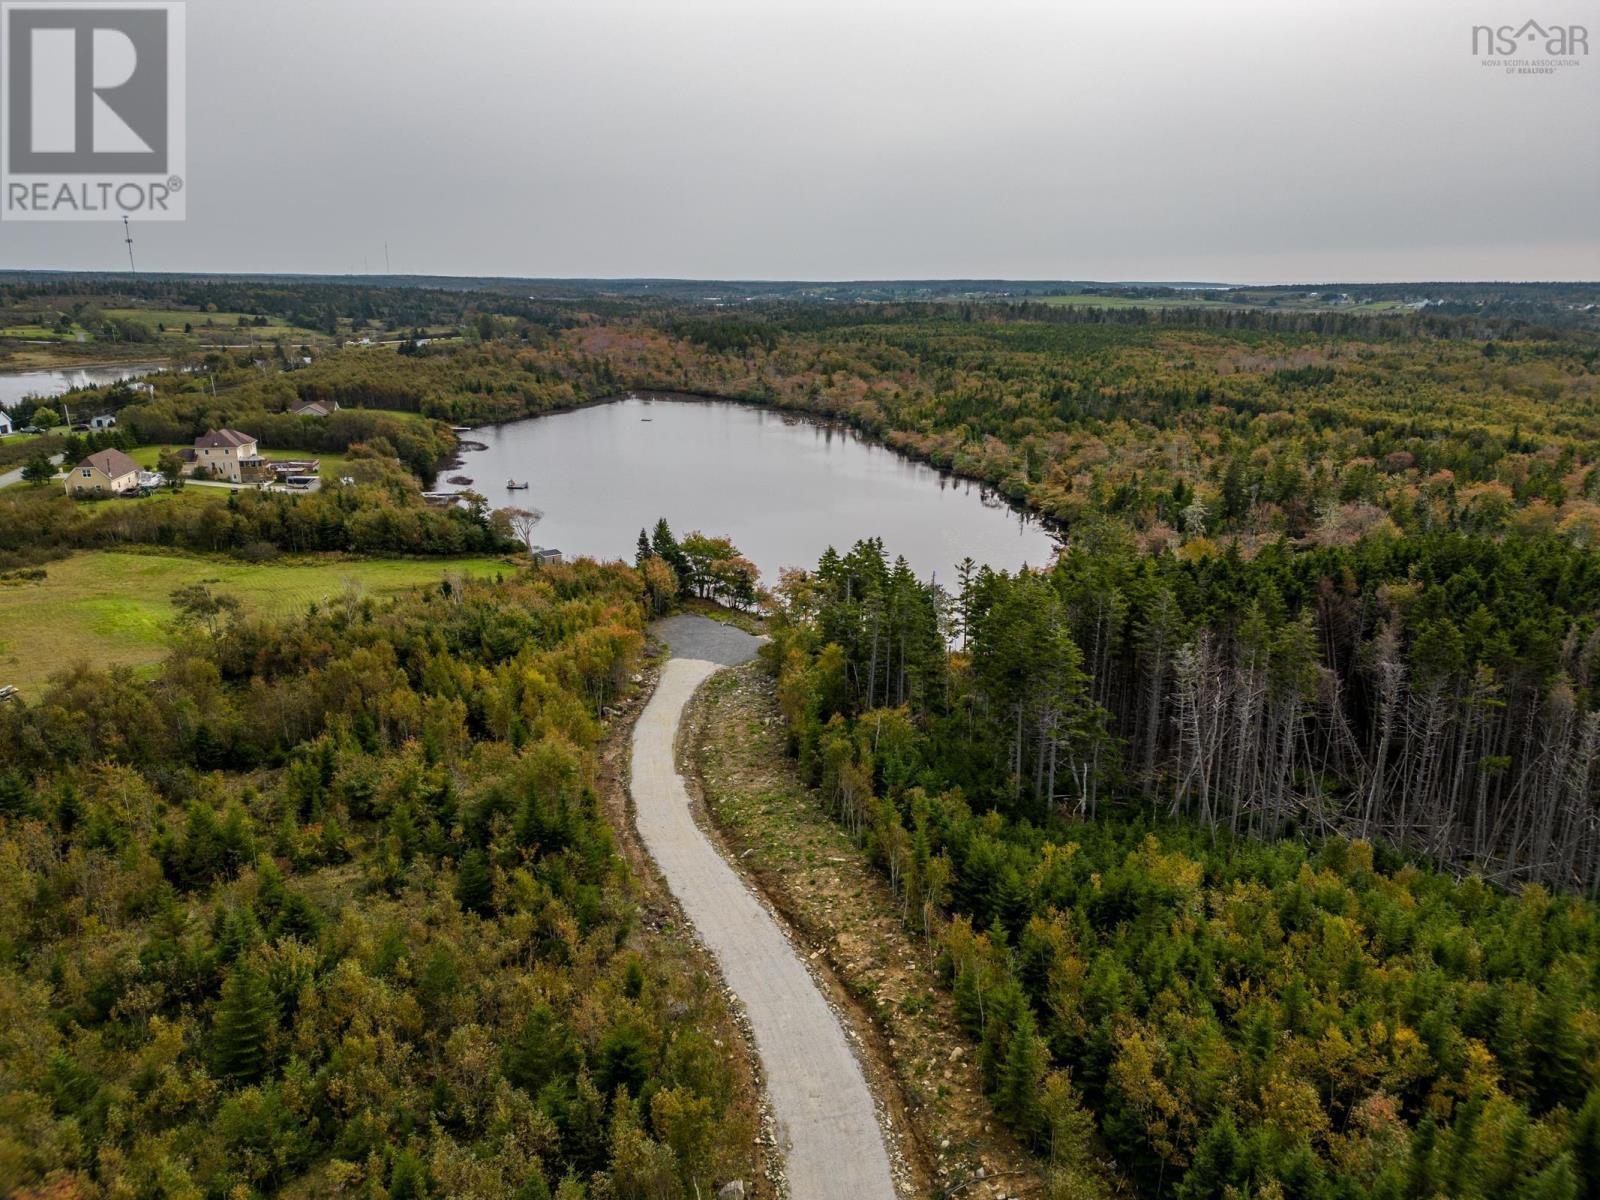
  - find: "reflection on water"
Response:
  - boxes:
[0,363,162,407]
[447,393,1058,585]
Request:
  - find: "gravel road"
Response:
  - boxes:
[635,615,898,1199]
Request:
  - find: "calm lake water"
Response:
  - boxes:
[0,363,161,408]
[449,394,1058,585]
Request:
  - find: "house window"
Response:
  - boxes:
[81,469,91,477]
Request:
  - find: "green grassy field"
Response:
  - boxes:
[0,550,510,692]
[124,445,363,475]
[102,307,320,338]
[0,324,84,342]
[125,444,180,468]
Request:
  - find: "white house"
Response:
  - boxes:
[0,411,12,437]
[194,428,260,483]
[90,414,116,430]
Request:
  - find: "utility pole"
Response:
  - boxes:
[122,216,136,273]
[385,242,391,273]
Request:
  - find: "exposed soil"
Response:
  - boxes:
[683,663,1050,1200]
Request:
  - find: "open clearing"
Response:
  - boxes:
[101,308,322,340]
[0,550,508,692]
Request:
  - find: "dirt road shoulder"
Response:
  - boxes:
[683,662,1050,1200]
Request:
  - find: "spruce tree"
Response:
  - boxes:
[55,783,80,835]
[995,1008,1048,1145]
[0,768,30,819]
[1573,1088,1600,1200]
[503,1003,579,1096]
[1519,1154,1579,1200]
[650,518,690,592]
[217,905,260,964]
[389,1148,429,1200]
[455,848,494,915]
[212,962,276,1083]
[1532,990,1588,1113]
[1179,1117,1245,1200]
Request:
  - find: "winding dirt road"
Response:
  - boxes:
[633,616,897,1199]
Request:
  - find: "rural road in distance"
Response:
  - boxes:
[0,452,64,489]
[632,615,898,1200]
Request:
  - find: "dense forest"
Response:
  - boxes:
[8,280,1600,1195]
[0,276,591,339]
[760,537,1600,1199]
[0,560,758,1199]
[15,294,1600,884]
[0,477,517,567]
[4,275,1597,326]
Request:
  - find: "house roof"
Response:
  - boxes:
[292,401,330,416]
[78,448,141,478]
[195,428,257,449]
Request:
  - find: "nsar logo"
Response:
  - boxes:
[1471,19,1587,74]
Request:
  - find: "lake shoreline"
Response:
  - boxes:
[0,360,166,406]
[450,392,1058,585]
[463,387,1069,542]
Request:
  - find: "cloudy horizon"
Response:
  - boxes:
[2,0,1596,283]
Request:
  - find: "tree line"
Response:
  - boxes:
[0,477,519,567]
[764,535,1600,1199]
[633,518,759,612]
[0,560,757,1198]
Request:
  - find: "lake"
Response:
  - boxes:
[448,393,1058,585]
[0,363,162,408]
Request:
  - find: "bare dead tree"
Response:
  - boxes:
[500,506,546,555]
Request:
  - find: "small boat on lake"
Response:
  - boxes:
[506,479,530,490]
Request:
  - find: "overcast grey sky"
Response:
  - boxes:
[2,0,1596,282]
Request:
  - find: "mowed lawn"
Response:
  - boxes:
[0,550,510,692]
[124,445,365,476]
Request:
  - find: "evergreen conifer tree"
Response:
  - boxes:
[212,962,276,1083]
[455,848,493,915]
